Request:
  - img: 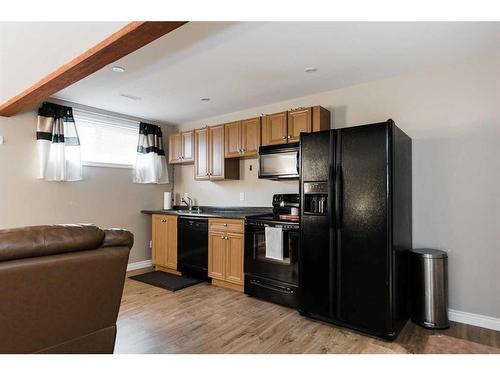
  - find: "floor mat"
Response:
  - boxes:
[423,335,500,354]
[129,271,204,292]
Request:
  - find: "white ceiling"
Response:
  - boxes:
[2,22,499,123]
[0,22,127,103]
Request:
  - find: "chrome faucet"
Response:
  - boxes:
[181,196,193,211]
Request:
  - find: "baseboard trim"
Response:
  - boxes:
[449,309,500,332]
[127,259,153,272]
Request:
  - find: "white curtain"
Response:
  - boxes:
[133,122,169,184]
[36,102,82,181]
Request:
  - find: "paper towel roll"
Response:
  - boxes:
[163,192,172,210]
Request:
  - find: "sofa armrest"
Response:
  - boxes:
[102,229,134,249]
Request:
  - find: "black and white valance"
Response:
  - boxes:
[37,102,82,181]
[133,122,169,184]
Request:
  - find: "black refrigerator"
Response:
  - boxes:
[299,120,412,340]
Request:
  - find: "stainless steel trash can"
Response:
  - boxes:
[411,248,449,329]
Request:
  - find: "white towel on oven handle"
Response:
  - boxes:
[265,226,284,260]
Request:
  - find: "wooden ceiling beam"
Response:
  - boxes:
[0,21,188,117]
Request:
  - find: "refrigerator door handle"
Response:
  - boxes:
[335,165,343,228]
[296,147,300,174]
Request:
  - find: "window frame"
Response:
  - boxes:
[73,109,139,169]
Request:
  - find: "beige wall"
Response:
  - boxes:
[176,55,500,319]
[0,109,174,264]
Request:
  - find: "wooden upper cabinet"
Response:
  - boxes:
[196,125,239,181]
[261,106,330,146]
[224,117,261,158]
[288,107,312,142]
[225,232,244,285]
[312,105,331,132]
[241,117,261,157]
[262,111,288,146]
[181,130,194,162]
[152,214,178,271]
[209,125,225,180]
[224,121,242,158]
[194,128,209,180]
[169,131,194,164]
[168,133,181,163]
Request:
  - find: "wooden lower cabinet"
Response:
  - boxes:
[152,214,179,274]
[208,231,226,280]
[208,218,244,291]
[225,232,244,285]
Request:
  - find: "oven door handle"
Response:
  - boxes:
[249,280,294,294]
[245,224,298,230]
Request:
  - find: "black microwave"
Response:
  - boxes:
[258,143,299,180]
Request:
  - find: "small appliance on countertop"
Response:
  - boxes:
[244,194,300,308]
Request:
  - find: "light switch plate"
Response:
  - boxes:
[0,136,4,144]
[239,192,245,201]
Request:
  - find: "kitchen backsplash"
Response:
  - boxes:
[173,158,299,207]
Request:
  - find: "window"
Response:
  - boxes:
[73,109,139,168]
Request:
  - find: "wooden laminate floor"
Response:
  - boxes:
[115,278,500,354]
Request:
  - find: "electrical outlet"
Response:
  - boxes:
[239,192,245,201]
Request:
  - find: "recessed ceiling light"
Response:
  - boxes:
[200,97,211,102]
[120,93,141,101]
[112,66,125,73]
[305,67,317,73]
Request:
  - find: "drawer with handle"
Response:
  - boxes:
[208,218,244,233]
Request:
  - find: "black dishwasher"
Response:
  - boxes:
[178,216,209,280]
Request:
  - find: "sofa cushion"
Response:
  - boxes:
[0,224,105,262]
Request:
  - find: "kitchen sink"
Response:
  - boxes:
[176,209,203,214]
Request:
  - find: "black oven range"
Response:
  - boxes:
[244,194,300,308]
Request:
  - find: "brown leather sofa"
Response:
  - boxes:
[0,224,133,354]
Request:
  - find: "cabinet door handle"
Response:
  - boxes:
[224,236,228,240]
[287,135,291,139]
[282,136,286,139]
[223,223,227,226]
[220,235,225,239]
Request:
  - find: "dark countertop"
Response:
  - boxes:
[141,206,272,219]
